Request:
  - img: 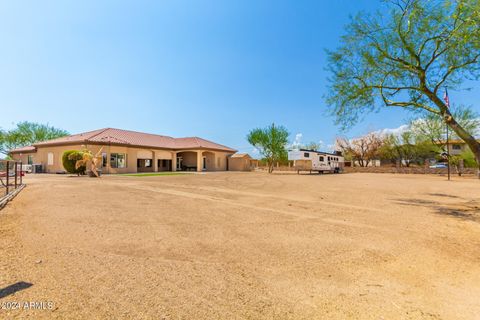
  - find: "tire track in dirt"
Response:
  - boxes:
[121,181,387,215]
[108,182,381,231]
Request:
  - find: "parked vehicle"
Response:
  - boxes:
[429,163,448,168]
[22,164,33,173]
[288,149,345,174]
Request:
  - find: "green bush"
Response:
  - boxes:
[460,150,478,168]
[62,150,86,175]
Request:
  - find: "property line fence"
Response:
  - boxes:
[0,160,25,209]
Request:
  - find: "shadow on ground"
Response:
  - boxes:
[0,282,33,299]
[393,196,480,222]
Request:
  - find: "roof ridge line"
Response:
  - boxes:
[106,127,175,139]
[87,128,111,141]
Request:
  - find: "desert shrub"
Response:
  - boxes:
[62,150,86,175]
[460,150,478,168]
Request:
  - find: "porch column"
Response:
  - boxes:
[172,152,177,172]
[153,151,158,172]
[197,151,203,172]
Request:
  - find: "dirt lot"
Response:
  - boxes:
[1,172,479,319]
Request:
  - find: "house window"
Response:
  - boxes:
[319,156,324,162]
[47,152,54,165]
[304,153,310,158]
[27,155,33,165]
[102,153,107,167]
[110,153,127,168]
[452,144,462,150]
[162,159,168,167]
[145,159,152,167]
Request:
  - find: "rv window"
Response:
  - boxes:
[304,153,310,158]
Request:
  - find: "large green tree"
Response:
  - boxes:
[247,123,289,173]
[409,105,480,149]
[379,131,440,166]
[0,122,69,155]
[326,0,480,176]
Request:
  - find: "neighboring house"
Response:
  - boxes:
[228,153,257,171]
[444,139,479,156]
[9,128,237,174]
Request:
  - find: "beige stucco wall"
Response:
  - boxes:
[12,144,233,174]
[11,144,84,173]
[229,157,253,171]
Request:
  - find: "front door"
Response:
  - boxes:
[176,157,183,170]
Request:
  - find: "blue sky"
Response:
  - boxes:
[1,0,479,154]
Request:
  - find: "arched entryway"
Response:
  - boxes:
[176,151,198,171]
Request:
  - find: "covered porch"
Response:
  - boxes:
[174,150,216,172]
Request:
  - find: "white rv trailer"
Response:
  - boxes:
[288,149,344,174]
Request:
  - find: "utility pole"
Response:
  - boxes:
[446,122,451,181]
[444,87,451,181]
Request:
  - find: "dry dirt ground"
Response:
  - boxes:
[1,172,479,320]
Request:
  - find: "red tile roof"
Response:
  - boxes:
[9,145,37,153]
[230,153,252,158]
[10,128,236,153]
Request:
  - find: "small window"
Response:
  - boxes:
[452,144,462,150]
[319,156,324,162]
[110,153,127,168]
[304,153,310,158]
[27,155,33,165]
[102,153,107,167]
[47,152,54,165]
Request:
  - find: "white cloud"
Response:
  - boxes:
[374,124,410,137]
[326,144,336,152]
[289,133,303,150]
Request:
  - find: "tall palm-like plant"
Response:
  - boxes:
[75,146,103,177]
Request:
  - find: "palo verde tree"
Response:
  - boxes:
[326,0,480,177]
[1,122,68,155]
[247,123,289,173]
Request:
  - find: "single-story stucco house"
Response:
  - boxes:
[9,128,239,174]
